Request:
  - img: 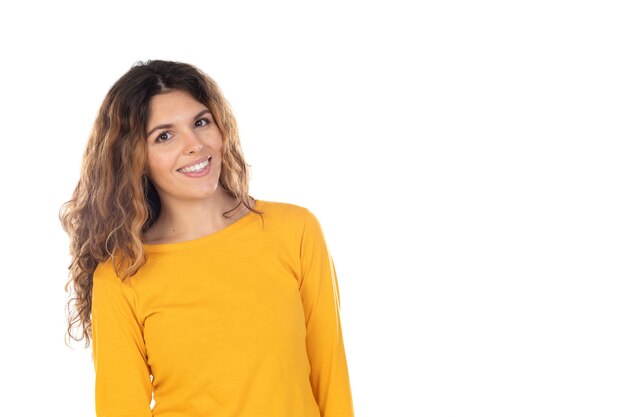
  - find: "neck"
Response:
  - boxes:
[145,187,246,244]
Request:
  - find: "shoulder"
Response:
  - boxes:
[93,259,117,283]
[93,258,136,289]
[256,199,317,228]
[92,258,143,306]
[256,200,326,250]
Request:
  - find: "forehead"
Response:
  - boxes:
[147,90,207,120]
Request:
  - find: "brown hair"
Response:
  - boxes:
[60,60,263,347]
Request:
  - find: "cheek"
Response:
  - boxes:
[146,151,174,179]
[207,127,224,148]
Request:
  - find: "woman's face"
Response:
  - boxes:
[145,89,223,206]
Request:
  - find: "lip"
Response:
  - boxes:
[176,156,211,172]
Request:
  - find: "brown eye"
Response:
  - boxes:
[195,118,210,127]
[155,131,172,143]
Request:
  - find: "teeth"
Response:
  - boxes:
[179,158,210,173]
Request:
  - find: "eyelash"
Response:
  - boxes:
[155,117,211,143]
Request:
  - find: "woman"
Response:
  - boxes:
[60,60,354,417]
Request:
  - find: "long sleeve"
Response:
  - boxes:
[91,264,153,417]
[299,209,355,417]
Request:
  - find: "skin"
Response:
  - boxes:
[142,89,247,244]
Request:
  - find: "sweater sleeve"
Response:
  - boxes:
[299,209,355,417]
[91,264,153,417]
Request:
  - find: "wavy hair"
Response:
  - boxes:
[60,60,263,348]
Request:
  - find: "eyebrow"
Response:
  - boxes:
[145,109,212,138]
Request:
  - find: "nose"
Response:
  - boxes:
[182,130,204,154]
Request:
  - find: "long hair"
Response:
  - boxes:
[60,60,263,348]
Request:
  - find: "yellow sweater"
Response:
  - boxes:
[91,200,354,417]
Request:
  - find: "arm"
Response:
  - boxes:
[299,209,355,417]
[91,264,153,417]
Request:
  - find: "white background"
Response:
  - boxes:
[0,1,624,416]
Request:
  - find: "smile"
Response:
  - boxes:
[177,157,211,173]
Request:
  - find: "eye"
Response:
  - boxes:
[195,117,211,128]
[155,131,172,143]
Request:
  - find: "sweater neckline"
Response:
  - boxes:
[142,199,262,252]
